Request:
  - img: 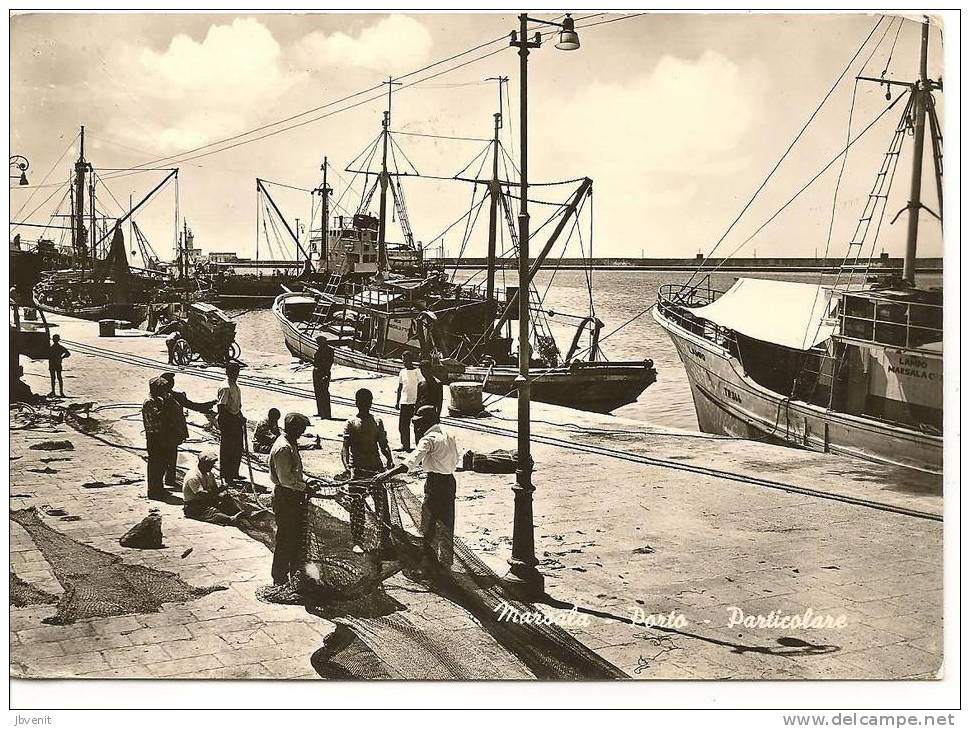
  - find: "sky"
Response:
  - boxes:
[9,11,945,265]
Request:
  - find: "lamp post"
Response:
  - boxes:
[9,155,30,186]
[505,12,580,599]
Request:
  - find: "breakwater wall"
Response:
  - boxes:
[434,256,944,273]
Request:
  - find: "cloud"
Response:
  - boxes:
[106,18,302,152]
[552,50,765,179]
[293,14,432,75]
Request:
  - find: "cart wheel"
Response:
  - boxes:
[229,342,241,362]
[172,339,193,366]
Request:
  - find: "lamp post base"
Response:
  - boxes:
[504,561,545,602]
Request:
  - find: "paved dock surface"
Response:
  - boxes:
[10,314,943,680]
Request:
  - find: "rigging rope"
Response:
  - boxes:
[684,15,887,290]
[692,90,907,282]
[11,130,79,219]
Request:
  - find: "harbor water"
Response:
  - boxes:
[231,269,943,431]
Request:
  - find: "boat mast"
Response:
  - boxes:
[903,17,931,286]
[180,218,188,279]
[74,125,88,276]
[377,77,400,274]
[322,158,329,265]
[485,76,508,303]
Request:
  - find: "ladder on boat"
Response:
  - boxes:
[305,273,357,345]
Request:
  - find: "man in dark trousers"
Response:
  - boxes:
[268,412,317,586]
[48,334,70,398]
[414,360,444,441]
[216,362,245,486]
[141,376,169,500]
[341,388,395,555]
[312,336,334,419]
[158,372,215,489]
[376,406,460,572]
[395,352,423,451]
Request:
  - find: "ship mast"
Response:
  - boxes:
[902,17,931,286]
[377,77,401,274]
[73,125,90,276]
[318,157,331,269]
[485,76,508,303]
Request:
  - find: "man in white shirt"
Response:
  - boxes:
[182,452,242,526]
[268,412,317,586]
[165,329,180,364]
[217,362,245,486]
[376,406,459,570]
[395,352,424,452]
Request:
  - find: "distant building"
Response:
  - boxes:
[183,226,202,262]
[209,252,240,264]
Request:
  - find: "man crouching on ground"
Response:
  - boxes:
[183,451,243,526]
[268,412,321,587]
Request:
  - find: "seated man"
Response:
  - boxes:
[252,407,282,455]
[182,452,243,526]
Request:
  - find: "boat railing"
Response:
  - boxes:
[656,281,737,351]
[836,291,943,351]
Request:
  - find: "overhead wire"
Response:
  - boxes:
[684,14,887,289]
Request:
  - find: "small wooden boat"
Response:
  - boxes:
[274,289,656,413]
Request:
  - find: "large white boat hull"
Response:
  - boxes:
[653,308,943,475]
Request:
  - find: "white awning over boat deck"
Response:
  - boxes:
[690,277,838,350]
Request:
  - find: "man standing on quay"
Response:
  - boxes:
[159,372,215,489]
[313,336,334,419]
[141,376,169,500]
[395,352,423,451]
[48,334,70,398]
[217,362,245,486]
[376,406,459,572]
[268,412,316,586]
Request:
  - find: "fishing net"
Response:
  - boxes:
[10,507,227,625]
[235,478,626,680]
[10,571,58,607]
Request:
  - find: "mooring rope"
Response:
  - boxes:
[59,338,942,522]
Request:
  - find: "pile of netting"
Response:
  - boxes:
[10,508,226,625]
[236,480,625,680]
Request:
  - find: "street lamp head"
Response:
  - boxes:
[555,14,581,51]
[18,171,28,186]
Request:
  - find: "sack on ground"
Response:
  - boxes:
[461,449,533,474]
[119,509,163,549]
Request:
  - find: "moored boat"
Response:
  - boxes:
[275,288,656,413]
[270,86,657,414]
[654,17,944,474]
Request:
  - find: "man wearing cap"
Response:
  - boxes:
[159,372,216,488]
[376,406,459,571]
[217,362,245,486]
[341,388,395,555]
[312,336,334,420]
[141,376,169,500]
[182,452,243,526]
[268,412,316,586]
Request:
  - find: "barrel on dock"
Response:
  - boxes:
[448,381,483,416]
[98,319,116,337]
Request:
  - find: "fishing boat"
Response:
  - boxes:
[25,127,211,326]
[274,87,657,413]
[653,17,943,473]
